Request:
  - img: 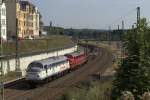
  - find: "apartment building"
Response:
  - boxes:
[33,7,40,37]
[3,0,17,40]
[0,0,41,40]
[0,2,7,40]
[16,1,40,39]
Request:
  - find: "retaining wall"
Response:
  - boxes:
[2,45,78,76]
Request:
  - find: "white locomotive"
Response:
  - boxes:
[26,56,70,82]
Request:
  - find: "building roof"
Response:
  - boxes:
[19,0,35,11]
[19,1,30,5]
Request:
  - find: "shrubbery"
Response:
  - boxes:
[112,18,150,99]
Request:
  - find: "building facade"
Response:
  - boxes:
[0,0,41,40]
[4,0,17,40]
[33,7,39,37]
[16,1,40,39]
[0,3,7,40]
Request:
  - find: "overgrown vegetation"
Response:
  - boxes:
[3,72,20,82]
[44,26,65,35]
[60,81,112,100]
[1,35,73,55]
[64,28,123,41]
[112,18,150,99]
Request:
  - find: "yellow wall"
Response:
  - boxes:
[16,2,34,38]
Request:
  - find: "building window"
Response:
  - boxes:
[1,8,6,16]
[24,13,26,18]
[2,29,6,36]
[1,19,5,25]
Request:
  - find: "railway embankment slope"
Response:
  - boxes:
[60,41,120,100]
[4,42,118,100]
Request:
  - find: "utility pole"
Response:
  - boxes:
[121,21,124,40]
[0,0,4,99]
[49,21,52,35]
[50,21,52,28]
[122,21,124,31]
[132,25,135,29]
[121,20,124,58]
[15,19,20,73]
[46,38,49,52]
[56,24,59,35]
[137,7,140,32]
[118,25,120,30]
[108,26,111,45]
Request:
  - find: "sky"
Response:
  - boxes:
[30,0,150,29]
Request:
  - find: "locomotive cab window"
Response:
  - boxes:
[31,63,43,68]
[27,62,44,72]
[44,65,48,69]
[44,65,48,73]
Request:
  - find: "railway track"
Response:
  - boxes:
[4,45,113,100]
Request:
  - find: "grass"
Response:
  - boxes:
[60,40,119,100]
[1,35,73,55]
[1,35,73,82]
[60,81,113,100]
[3,72,21,82]
[81,40,120,51]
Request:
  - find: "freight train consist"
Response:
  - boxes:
[26,51,88,83]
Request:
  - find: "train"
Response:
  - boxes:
[26,51,88,84]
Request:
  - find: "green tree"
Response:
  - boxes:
[112,18,150,99]
[138,18,150,95]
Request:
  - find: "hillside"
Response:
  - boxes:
[0,35,74,56]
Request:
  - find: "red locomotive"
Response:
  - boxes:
[65,51,88,69]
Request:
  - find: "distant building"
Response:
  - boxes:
[33,7,40,37]
[0,3,7,40]
[16,0,40,39]
[0,0,42,40]
[16,1,33,38]
[41,31,47,36]
[39,13,43,36]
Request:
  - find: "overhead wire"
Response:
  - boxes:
[103,8,136,30]
[104,0,146,30]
